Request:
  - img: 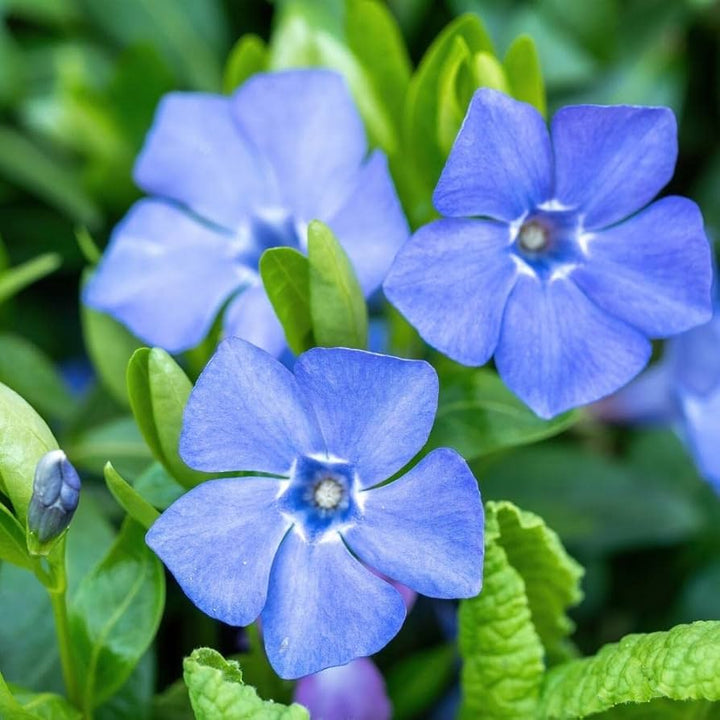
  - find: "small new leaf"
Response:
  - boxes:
[104,462,160,530]
[307,220,367,349]
[223,34,268,93]
[183,647,309,719]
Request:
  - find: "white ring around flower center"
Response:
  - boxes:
[518,221,549,252]
[313,477,344,510]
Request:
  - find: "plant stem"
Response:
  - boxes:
[49,583,81,708]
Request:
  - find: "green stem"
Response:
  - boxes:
[49,583,81,709]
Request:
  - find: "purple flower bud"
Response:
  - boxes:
[293,657,391,720]
[27,450,81,543]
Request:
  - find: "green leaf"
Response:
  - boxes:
[126,347,208,488]
[0,333,74,421]
[0,253,61,306]
[75,227,102,265]
[504,34,547,116]
[260,248,313,355]
[104,462,160,530]
[8,686,83,720]
[183,648,309,719]
[132,462,185,511]
[430,369,577,460]
[458,504,544,718]
[96,650,155,720]
[307,220,367,349]
[0,502,33,570]
[538,622,720,719]
[223,34,268,93]
[0,382,58,522]
[69,519,165,711]
[81,274,144,406]
[492,502,583,663]
[0,127,100,227]
[591,698,720,720]
[67,416,152,479]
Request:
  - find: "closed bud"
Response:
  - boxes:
[27,450,81,545]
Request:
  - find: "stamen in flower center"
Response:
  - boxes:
[312,477,344,510]
[518,220,549,252]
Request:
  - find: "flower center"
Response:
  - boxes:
[312,477,344,510]
[518,220,549,253]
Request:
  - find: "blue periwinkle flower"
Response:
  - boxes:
[27,450,81,544]
[146,339,484,678]
[600,304,720,494]
[83,69,408,355]
[384,88,713,418]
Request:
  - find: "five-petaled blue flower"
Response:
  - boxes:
[146,339,484,678]
[384,88,713,419]
[83,69,408,356]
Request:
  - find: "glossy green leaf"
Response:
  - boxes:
[0,672,42,720]
[0,382,58,522]
[260,247,313,355]
[0,253,61,306]
[504,34,547,116]
[0,127,100,226]
[0,333,74,421]
[0,502,33,570]
[7,685,83,720]
[492,502,583,664]
[132,462,185,511]
[126,347,207,488]
[538,622,720,718]
[81,273,144,406]
[69,519,165,711]
[458,503,544,718]
[223,34,268,93]
[430,369,577,460]
[183,648,309,719]
[307,220,367,349]
[95,650,155,720]
[104,462,160,530]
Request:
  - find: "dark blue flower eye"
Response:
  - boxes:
[384,88,713,419]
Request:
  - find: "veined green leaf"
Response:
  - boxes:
[223,34,268,93]
[70,519,165,711]
[0,502,33,570]
[183,648,309,719]
[592,698,720,719]
[307,220,367,349]
[458,504,544,719]
[7,686,83,719]
[0,382,58,522]
[104,462,160,530]
[0,253,61,306]
[126,347,208,488]
[539,622,720,719]
[260,247,313,355]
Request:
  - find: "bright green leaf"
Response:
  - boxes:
[592,698,720,720]
[104,462,160,530]
[0,253,61,306]
[0,672,41,720]
[504,34,547,116]
[69,519,165,711]
[430,369,577,460]
[223,34,268,93]
[75,227,102,265]
[307,220,367,349]
[0,502,33,570]
[126,347,208,488]
[0,332,74,421]
[539,622,720,719]
[458,504,544,718]
[260,248,313,355]
[8,686,83,720]
[492,502,583,663]
[436,36,474,155]
[183,648,309,720]
[473,51,509,92]
[0,382,58,522]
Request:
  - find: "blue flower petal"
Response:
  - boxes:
[134,93,275,229]
[294,348,438,488]
[572,197,712,337]
[180,338,324,474]
[344,448,484,598]
[261,530,406,678]
[223,284,287,358]
[146,477,290,626]
[681,388,720,495]
[495,275,652,418]
[233,69,366,223]
[551,104,677,230]
[83,199,247,353]
[327,150,409,294]
[384,218,519,365]
[433,88,552,222]
[667,314,720,396]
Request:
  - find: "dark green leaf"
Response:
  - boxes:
[260,247,313,355]
[132,462,185,511]
[0,502,33,570]
[96,650,155,720]
[0,253,61,306]
[223,34,268,93]
[104,462,160,530]
[307,220,367,349]
[69,519,165,711]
